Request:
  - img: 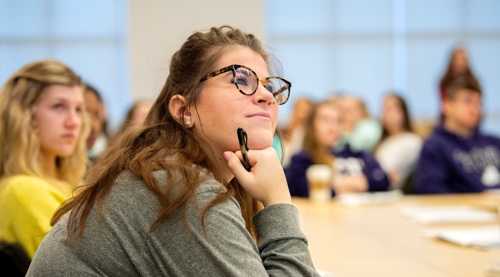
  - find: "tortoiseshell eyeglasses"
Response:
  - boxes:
[199,64,291,105]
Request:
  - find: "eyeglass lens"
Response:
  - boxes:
[234,67,257,95]
[265,78,290,105]
[234,67,289,104]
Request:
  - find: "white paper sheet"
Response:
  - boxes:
[336,190,403,206]
[424,227,500,249]
[401,205,497,224]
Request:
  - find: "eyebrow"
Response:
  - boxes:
[50,96,84,104]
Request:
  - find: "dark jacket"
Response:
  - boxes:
[285,145,390,198]
[415,124,500,194]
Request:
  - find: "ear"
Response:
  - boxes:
[169,95,193,127]
[442,98,450,118]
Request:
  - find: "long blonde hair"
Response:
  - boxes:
[0,60,89,188]
[302,101,338,165]
[54,26,272,241]
[284,97,312,142]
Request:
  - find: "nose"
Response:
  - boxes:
[252,81,275,106]
[65,109,82,129]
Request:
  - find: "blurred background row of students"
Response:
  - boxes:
[282,46,500,197]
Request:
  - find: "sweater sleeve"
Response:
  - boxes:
[161,191,319,277]
[254,204,319,277]
[414,141,454,194]
[284,151,312,197]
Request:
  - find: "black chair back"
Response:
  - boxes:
[0,241,31,277]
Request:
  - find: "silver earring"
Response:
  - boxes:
[184,120,191,127]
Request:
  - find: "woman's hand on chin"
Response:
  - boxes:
[224,148,291,207]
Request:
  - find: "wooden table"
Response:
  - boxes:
[293,194,500,277]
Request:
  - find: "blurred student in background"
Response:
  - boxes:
[439,46,479,118]
[375,94,422,190]
[112,99,153,145]
[282,97,312,167]
[335,95,382,152]
[415,76,500,193]
[285,101,389,197]
[84,84,107,162]
[0,60,89,259]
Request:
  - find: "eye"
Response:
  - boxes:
[233,76,248,86]
[53,103,64,110]
[265,83,275,93]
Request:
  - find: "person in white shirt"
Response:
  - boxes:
[375,93,422,189]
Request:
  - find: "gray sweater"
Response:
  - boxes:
[27,171,319,276]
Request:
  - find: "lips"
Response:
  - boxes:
[62,133,76,140]
[248,112,271,120]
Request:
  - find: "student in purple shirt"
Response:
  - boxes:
[285,101,389,198]
[415,76,500,193]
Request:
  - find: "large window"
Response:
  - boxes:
[0,0,130,132]
[265,0,500,135]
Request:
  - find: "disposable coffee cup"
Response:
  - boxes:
[306,165,332,202]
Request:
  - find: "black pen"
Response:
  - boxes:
[237,127,251,171]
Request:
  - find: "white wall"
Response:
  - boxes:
[128,0,265,101]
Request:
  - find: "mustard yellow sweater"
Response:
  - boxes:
[0,175,69,259]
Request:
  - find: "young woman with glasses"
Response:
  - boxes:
[27,26,319,276]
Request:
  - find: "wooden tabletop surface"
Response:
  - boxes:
[292,193,500,277]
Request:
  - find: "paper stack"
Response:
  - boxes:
[485,259,500,277]
[424,227,500,249]
[401,205,500,250]
[401,205,497,224]
[336,190,403,206]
